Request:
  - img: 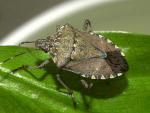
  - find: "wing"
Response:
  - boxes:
[63,29,128,79]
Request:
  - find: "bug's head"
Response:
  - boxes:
[35,36,54,53]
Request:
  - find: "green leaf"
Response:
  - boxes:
[0,31,150,113]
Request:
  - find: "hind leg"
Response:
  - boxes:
[80,79,93,89]
[83,19,93,32]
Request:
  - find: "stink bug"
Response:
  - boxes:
[0,20,129,106]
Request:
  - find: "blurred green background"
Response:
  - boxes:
[0,0,150,45]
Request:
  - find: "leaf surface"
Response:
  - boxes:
[0,31,150,113]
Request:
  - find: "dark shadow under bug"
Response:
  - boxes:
[20,58,128,109]
[54,69,128,109]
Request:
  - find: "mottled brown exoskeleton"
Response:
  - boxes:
[0,20,129,106]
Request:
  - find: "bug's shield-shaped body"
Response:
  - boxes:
[43,24,128,79]
[0,22,128,78]
[0,20,129,106]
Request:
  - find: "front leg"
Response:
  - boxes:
[12,59,50,73]
[83,19,93,32]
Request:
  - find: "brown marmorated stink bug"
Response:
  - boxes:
[0,20,129,106]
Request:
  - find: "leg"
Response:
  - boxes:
[56,25,60,32]
[83,19,93,32]
[56,74,77,106]
[80,79,93,89]
[12,59,50,73]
